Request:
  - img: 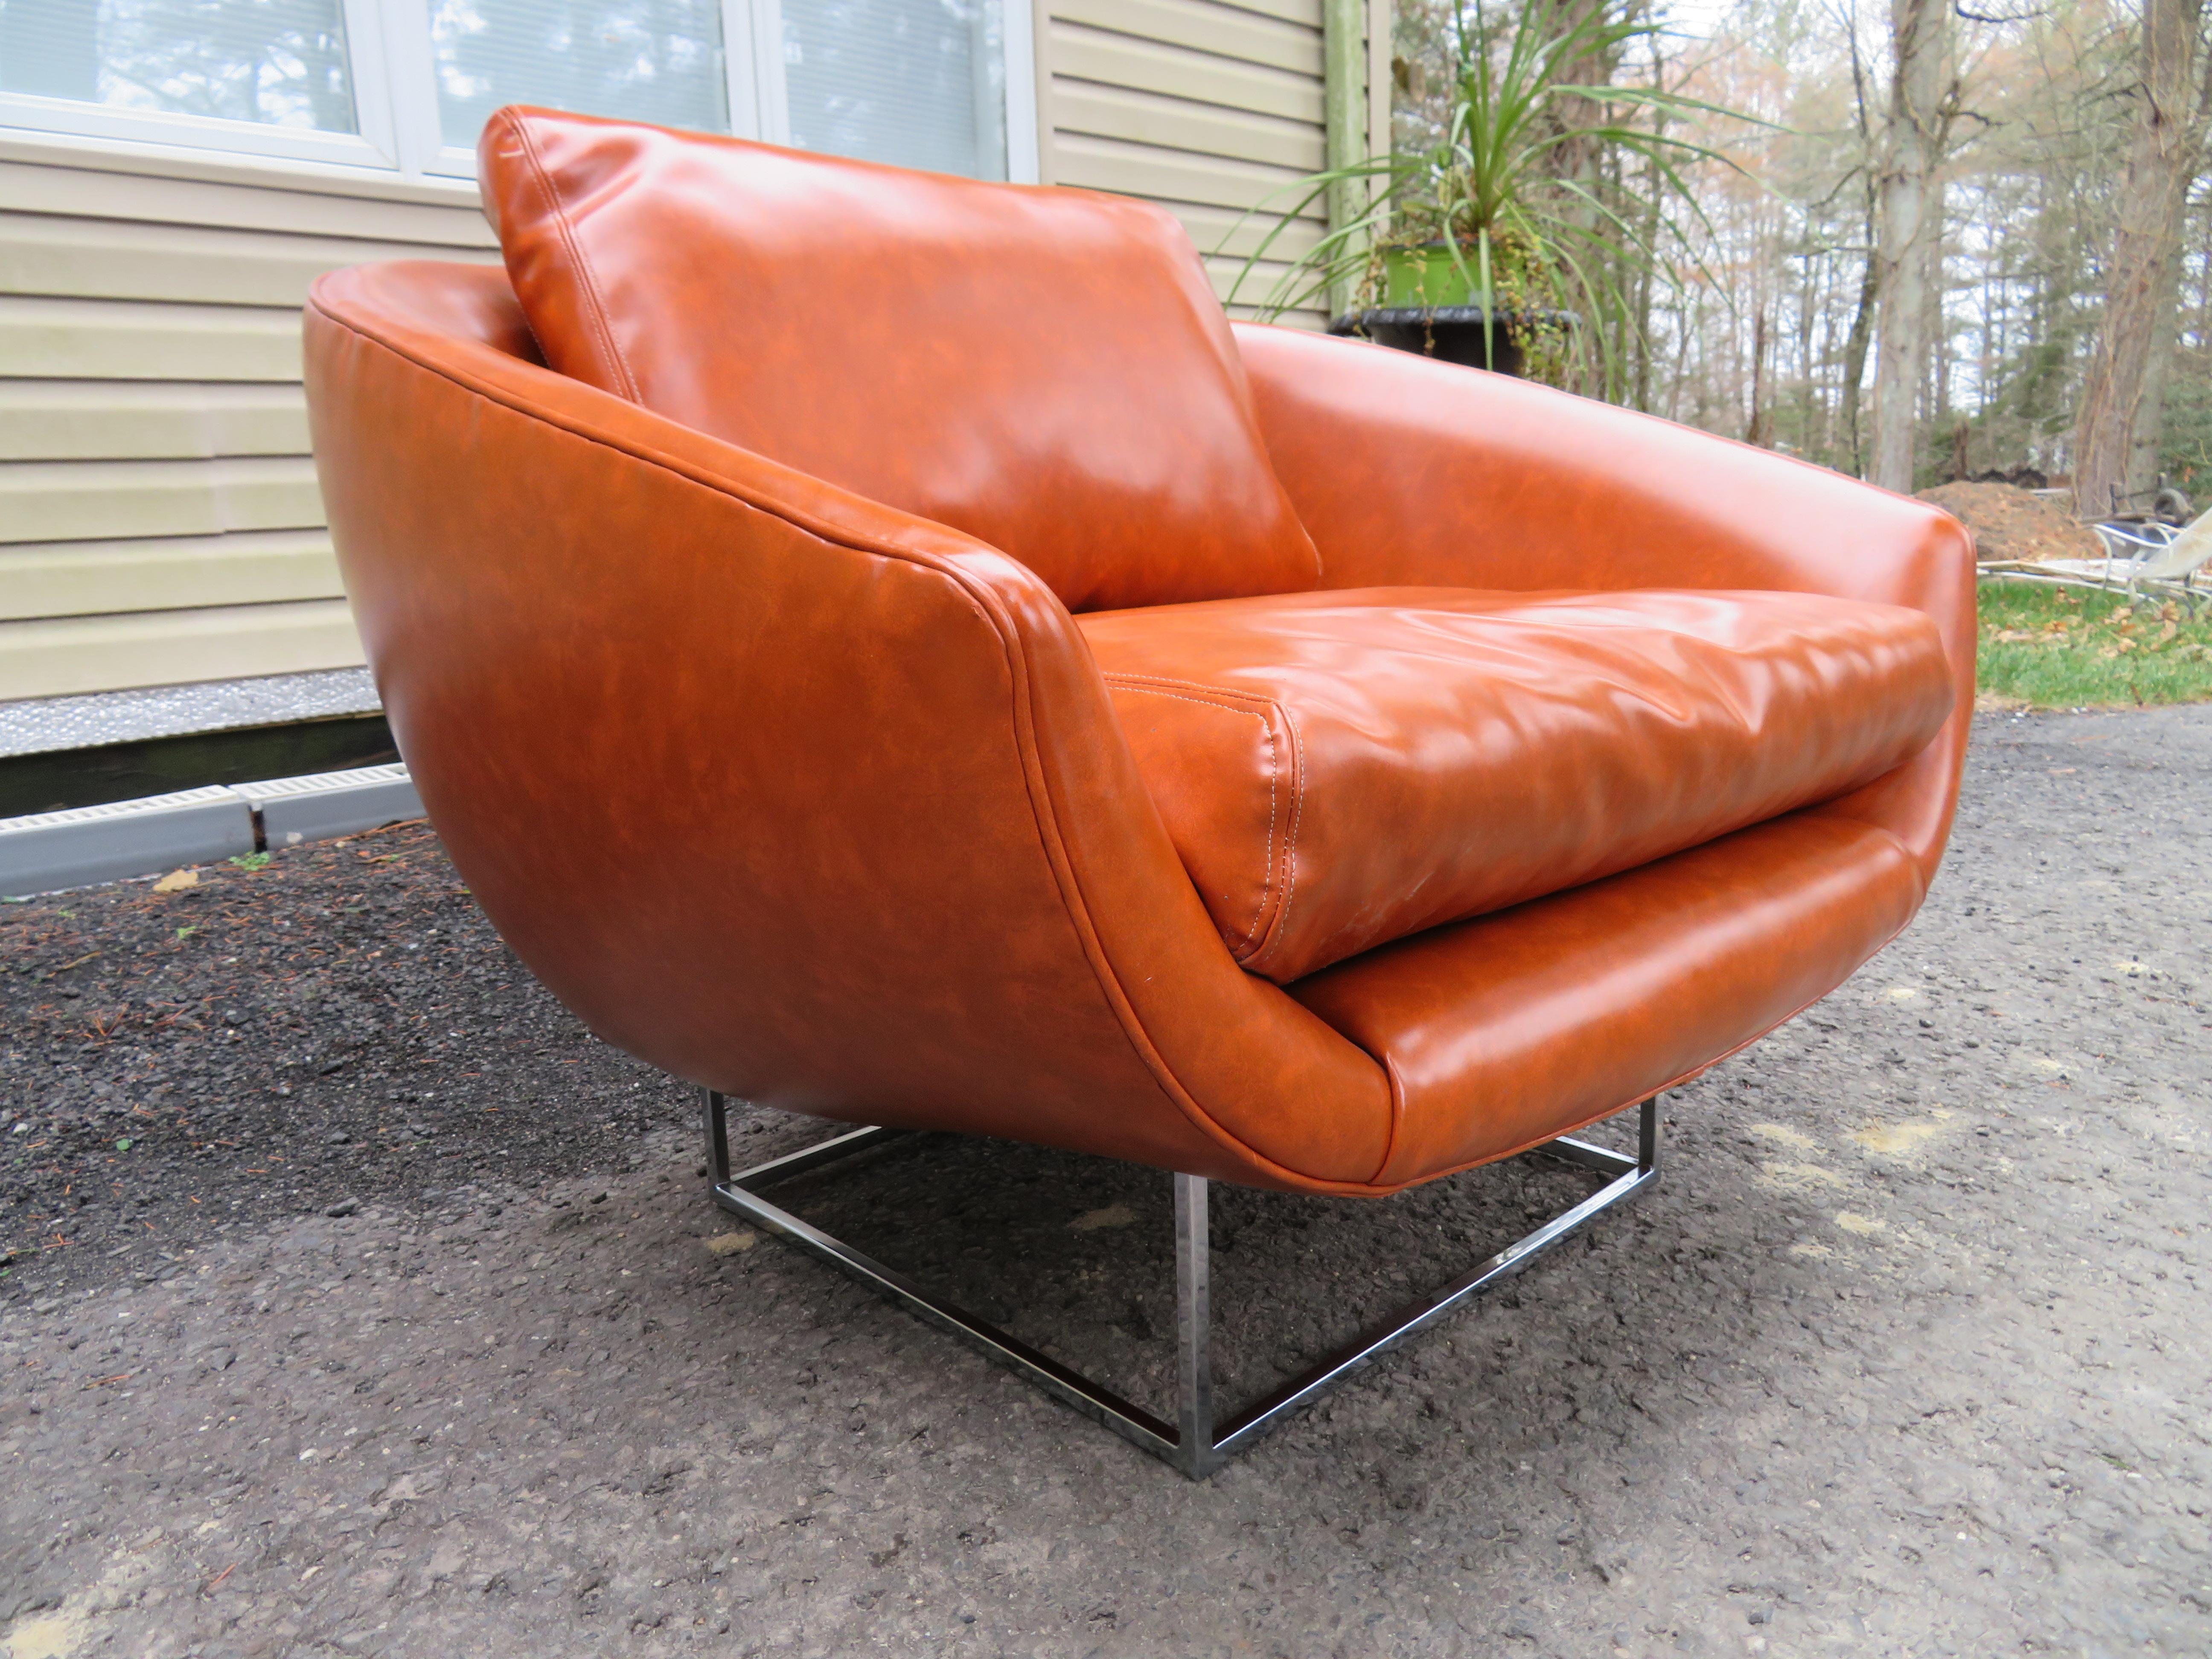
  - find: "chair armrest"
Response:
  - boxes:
[302,266,1392,1189]
[1233,322,1976,882]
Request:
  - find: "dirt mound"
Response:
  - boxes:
[1916,480,2102,564]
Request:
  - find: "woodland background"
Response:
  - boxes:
[1386,0,2208,512]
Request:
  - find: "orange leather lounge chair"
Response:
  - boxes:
[303,108,1973,1478]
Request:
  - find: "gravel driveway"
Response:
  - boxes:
[2,707,2207,1657]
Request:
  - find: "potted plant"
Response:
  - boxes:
[1229,0,1752,388]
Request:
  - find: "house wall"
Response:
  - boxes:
[0,1,1390,702]
[1039,0,1389,330]
[0,139,499,701]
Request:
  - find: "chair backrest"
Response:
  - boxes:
[477,106,1321,613]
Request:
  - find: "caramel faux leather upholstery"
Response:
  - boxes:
[1292,815,1924,1182]
[1234,322,1976,891]
[1080,587,1953,982]
[302,128,1970,1198]
[475,107,1320,612]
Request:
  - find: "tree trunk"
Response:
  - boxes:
[1869,0,1954,492]
[1839,34,1880,479]
[1630,63,1665,413]
[1840,248,1879,477]
[1747,300,1773,447]
[2072,0,2206,517]
[1925,204,1948,428]
[2125,251,2187,498]
[1539,0,1613,191]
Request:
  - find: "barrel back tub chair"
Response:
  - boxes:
[303,108,1973,1479]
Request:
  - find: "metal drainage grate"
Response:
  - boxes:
[1,765,425,899]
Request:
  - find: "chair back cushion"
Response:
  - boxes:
[478,106,1321,612]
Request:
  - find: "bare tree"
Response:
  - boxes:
[1840,19,1883,477]
[1541,0,1619,189]
[1382,0,2204,498]
[2071,0,2208,516]
[1869,0,1959,491]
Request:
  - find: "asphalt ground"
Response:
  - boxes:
[2,706,2207,1657]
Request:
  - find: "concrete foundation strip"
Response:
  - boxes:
[0,764,424,899]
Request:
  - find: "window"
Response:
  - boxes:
[782,0,1007,182]
[0,0,1036,181]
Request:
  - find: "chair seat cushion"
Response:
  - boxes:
[1078,587,1956,984]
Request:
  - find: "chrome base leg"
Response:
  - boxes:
[1173,1171,1221,1479]
[703,1091,1662,1480]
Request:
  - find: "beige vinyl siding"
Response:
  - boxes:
[0,531,340,622]
[0,600,365,701]
[1041,0,1388,330]
[0,382,309,461]
[0,295,308,382]
[2,457,325,545]
[0,149,499,700]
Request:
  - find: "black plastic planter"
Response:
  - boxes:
[1328,307,1545,376]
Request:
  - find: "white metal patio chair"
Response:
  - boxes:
[1982,508,2212,612]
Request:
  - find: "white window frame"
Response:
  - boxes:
[0,0,1040,184]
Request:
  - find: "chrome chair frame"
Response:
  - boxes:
[704,1089,1661,1480]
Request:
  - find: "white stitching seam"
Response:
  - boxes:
[1101,676,1281,955]
[509,115,643,404]
[1103,670,1305,967]
[1273,699,1307,961]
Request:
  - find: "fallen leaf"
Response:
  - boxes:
[1853,1120,1946,1155]
[153,869,199,893]
[1069,1203,1139,1232]
[1748,1122,1819,1152]
[1760,1162,1847,1192]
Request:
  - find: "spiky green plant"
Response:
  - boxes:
[1227,0,1758,392]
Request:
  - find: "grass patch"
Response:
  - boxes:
[1976,579,2212,708]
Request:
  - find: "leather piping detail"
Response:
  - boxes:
[1369,1052,1408,1189]
[506,115,642,404]
[1096,668,1314,975]
[308,295,1397,1191]
[1089,668,1309,969]
[1099,675,1282,954]
[1268,699,1310,972]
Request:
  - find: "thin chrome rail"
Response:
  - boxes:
[704,1091,1661,1479]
